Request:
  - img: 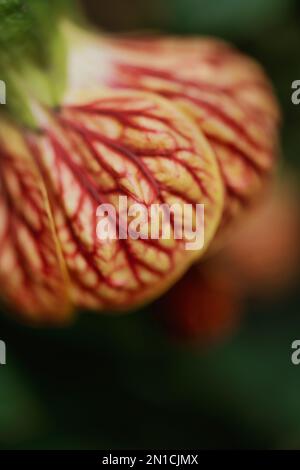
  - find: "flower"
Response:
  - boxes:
[0,10,280,323]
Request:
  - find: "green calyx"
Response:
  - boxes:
[0,0,79,128]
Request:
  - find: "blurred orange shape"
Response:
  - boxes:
[158,266,240,343]
[224,178,300,297]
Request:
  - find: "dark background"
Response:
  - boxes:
[1,0,300,450]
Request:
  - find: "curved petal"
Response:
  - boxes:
[31,89,223,311]
[0,121,71,322]
[66,28,280,232]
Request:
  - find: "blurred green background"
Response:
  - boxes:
[1,0,300,450]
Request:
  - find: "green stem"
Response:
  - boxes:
[0,0,81,128]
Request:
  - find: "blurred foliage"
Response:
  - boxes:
[1,296,300,449]
[0,0,72,67]
[1,0,300,450]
